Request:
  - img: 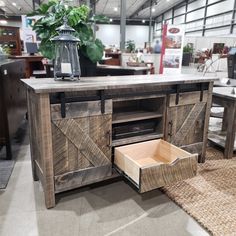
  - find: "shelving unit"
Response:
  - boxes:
[112,96,166,146]
[0,26,21,55]
[112,111,163,124]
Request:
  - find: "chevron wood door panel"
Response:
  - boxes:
[166,91,207,156]
[51,102,112,192]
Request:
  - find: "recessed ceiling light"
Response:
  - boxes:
[12,2,16,6]
[142,19,145,23]
[152,8,155,12]
[109,18,113,22]
[0,20,7,25]
[114,7,118,12]
[0,1,5,7]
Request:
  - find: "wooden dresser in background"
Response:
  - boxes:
[0,26,21,56]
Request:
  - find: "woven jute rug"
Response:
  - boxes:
[162,147,236,236]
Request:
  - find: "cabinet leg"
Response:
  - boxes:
[5,140,12,160]
[198,154,205,163]
[224,103,236,159]
[31,161,39,181]
[45,190,56,209]
[222,108,228,132]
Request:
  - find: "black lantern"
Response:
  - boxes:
[51,17,81,81]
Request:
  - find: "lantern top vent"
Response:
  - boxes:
[51,17,80,42]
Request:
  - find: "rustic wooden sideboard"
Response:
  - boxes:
[21,74,217,208]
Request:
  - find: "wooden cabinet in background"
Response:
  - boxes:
[0,60,26,159]
[0,26,21,55]
[104,52,121,66]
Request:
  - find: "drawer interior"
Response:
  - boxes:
[114,139,194,186]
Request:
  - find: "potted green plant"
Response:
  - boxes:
[182,44,194,66]
[28,0,107,76]
[125,40,136,53]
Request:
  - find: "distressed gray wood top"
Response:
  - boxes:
[213,87,236,100]
[97,65,150,71]
[21,74,218,94]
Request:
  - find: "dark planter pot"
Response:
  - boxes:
[79,51,97,77]
[182,52,192,66]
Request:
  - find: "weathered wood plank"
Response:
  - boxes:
[51,99,112,120]
[52,123,68,175]
[27,89,39,181]
[169,91,208,107]
[224,101,236,158]
[89,115,112,160]
[21,75,217,94]
[37,93,55,208]
[140,155,198,193]
[183,107,205,145]
[165,105,193,142]
[171,102,206,146]
[200,82,214,162]
[222,107,229,131]
[54,164,112,193]
[53,118,110,166]
[181,142,203,156]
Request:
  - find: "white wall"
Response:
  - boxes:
[96,24,151,49]
[155,0,236,37]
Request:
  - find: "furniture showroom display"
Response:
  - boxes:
[22,74,216,208]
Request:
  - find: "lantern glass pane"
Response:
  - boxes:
[54,41,81,80]
[69,43,81,76]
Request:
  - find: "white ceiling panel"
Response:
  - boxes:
[136,0,184,19]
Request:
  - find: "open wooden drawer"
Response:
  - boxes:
[114,139,197,193]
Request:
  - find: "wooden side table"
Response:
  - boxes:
[208,87,236,158]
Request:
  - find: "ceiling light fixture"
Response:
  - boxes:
[114,7,118,12]
[142,19,145,23]
[109,18,113,22]
[0,20,7,25]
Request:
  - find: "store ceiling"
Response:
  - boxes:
[0,0,183,20]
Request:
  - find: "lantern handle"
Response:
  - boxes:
[63,16,68,26]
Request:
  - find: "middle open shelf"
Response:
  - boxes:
[112,95,166,146]
[112,111,163,124]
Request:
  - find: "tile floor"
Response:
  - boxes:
[0,66,226,236]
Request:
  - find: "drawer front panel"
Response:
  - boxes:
[114,139,198,193]
[140,155,197,193]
